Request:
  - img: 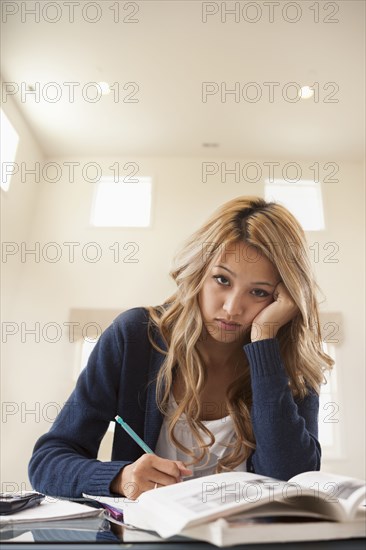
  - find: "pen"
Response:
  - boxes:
[114,415,154,455]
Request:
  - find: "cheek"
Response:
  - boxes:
[199,283,220,315]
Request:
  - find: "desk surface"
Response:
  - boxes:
[1,539,365,550]
[0,517,365,549]
[1,542,366,549]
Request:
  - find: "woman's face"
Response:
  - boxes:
[198,241,280,345]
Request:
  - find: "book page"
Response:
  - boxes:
[123,471,286,538]
[289,471,366,518]
[228,501,327,520]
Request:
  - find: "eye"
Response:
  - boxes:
[213,275,230,286]
[251,288,270,298]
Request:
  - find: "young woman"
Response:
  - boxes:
[28,196,333,499]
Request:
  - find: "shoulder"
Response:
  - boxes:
[108,306,167,354]
[111,307,150,339]
[113,306,150,326]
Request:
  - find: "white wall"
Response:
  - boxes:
[1,97,45,492]
[1,153,365,490]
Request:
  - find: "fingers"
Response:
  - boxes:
[273,281,286,300]
[119,454,191,500]
[273,283,295,309]
[251,281,300,341]
[176,461,193,476]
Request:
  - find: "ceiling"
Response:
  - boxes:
[1,0,365,161]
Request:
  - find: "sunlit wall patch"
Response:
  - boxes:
[1,109,20,192]
[265,178,325,231]
[91,176,152,228]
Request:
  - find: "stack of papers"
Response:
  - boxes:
[0,498,103,525]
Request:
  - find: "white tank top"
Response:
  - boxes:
[155,395,247,478]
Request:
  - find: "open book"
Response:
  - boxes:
[119,471,365,545]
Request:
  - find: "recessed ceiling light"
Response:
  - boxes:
[98,82,111,95]
[299,86,314,100]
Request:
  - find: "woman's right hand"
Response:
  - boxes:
[110,454,192,499]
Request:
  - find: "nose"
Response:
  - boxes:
[223,291,245,318]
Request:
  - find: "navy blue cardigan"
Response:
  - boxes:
[28,307,321,498]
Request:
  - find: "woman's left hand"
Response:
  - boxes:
[251,282,299,342]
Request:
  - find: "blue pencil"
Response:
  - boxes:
[114,415,154,455]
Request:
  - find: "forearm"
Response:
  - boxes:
[29,436,129,497]
[244,338,321,480]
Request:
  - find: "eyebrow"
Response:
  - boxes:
[213,265,276,287]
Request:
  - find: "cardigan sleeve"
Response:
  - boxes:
[28,318,132,498]
[244,338,321,481]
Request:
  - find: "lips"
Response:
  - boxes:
[216,319,242,331]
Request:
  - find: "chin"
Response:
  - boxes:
[206,327,248,345]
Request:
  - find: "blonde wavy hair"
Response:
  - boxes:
[146,196,333,472]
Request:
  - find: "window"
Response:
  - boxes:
[79,338,98,373]
[1,109,19,192]
[265,179,325,231]
[91,176,152,227]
